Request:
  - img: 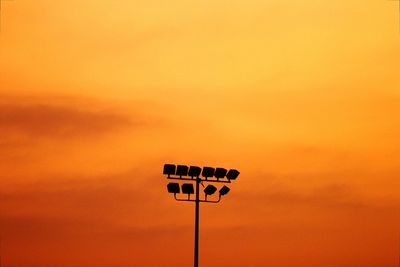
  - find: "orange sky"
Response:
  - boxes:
[1,0,400,266]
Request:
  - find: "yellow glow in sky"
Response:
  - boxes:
[0,0,400,266]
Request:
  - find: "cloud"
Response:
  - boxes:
[0,101,132,138]
[234,182,380,214]
[0,94,147,167]
[1,172,398,267]
[0,169,186,234]
[0,173,194,267]
[252,183,363,208]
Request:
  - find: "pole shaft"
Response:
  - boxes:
[194,176,200,267]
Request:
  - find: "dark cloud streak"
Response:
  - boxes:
[0,103,132,138]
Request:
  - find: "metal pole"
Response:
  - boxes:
[194,176,200,267]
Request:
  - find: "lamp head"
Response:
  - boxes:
[202,167,215,179]
[219,185,230,196]
[167,182,180,194]
[214,168,227,179]
[188,166,201,178]
[226,169,240,180]
[182,183,195,194]
[163,164,176,177]
[176,165,189,177]
[204,184,217,195]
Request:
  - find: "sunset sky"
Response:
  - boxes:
[1,0,400,266]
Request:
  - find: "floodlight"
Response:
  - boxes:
[163,164,176,177]
[176,165,189,177]
[182,183,195,194]
[167,182,180,194]
[226,169,240,180]
[188,166,201,178]
[163,163,239,267]
[204,185,217,195]
[214,168,227,179]
[219,185,230,196]
[202,167,215,178]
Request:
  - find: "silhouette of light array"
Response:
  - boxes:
[167,182,230,196]
[163,163,240,267]
[163,164,240,180]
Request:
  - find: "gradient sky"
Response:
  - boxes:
[1,0,400,266]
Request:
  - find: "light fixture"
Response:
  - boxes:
[163,163,240,267]
[176,165,189,177]
[167,182,180,194]
[226,169,240,180]
[204,184,217,195]
[188,166,201,178]
[219,185,230,196]
[214,168,227,180]
[182,183,195,194]
[202,167,215,179]
[163,164,176,177]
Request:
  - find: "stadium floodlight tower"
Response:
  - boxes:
[163,164,240,267]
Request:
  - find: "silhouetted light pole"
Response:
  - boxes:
[163,164,240,267]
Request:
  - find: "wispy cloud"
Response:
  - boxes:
[0,172,192,267]
[0,99,132,138]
